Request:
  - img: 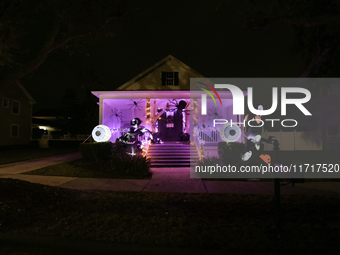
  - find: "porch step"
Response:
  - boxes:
[147,142,198,168]
[148,152,197,156]
[148,148,194,151]
[150,155,199,159]
[150,162,193,167]
[151,159,198,162]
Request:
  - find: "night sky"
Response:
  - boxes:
[21,0,306,112]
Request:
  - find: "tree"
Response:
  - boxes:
[239,0,340,77]
[0,0,127,88]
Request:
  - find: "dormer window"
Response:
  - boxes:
[162,72,179,86]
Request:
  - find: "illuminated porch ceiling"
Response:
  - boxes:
[92,90,236,100]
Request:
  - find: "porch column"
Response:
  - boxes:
[99,98,103,124]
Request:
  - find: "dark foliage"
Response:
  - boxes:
[218,142,245,165]
[79,141,151,177]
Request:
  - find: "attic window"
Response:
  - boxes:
[162,72,179,86]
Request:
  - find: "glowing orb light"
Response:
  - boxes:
[92,125,111,142]
[220,123,241,142]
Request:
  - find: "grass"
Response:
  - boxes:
[276,150,340,165]
[1,178,340,252]
[0,146,79,165]
[25,159,152,179]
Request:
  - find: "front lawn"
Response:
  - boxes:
[25,159,152,179]
[1,178,339,252]
[0,146,79,165]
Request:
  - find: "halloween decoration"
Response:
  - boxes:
[118,118,153,156]
[110,108,123,122]
[128,99,144,112]
[92,125,111,142]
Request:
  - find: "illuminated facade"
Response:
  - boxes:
[92,55,236,144]
[92,56,325,157]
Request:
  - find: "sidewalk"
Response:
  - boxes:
[1,153,340,195]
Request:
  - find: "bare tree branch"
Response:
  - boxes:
[0,10,120,88]
[300,48,329,77]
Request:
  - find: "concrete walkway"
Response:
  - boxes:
[1,153,340,195]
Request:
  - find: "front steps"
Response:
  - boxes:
[147,142,198,167]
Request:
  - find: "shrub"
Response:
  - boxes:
[110,142,151,177]
[80,141,151,177]
[197,156,220,166]
[110,153,151,177]
[79,142,114,162]
[218,142,245,165]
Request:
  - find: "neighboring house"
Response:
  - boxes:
[0,81,35,147]
[92,55,328,161]
[31,108,89,141]
[31,115,61,139]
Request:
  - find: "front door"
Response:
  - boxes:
[157,109,183,141]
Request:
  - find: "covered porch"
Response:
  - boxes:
[92,90,237,143]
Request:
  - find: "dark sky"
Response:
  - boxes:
[22,0,306,112]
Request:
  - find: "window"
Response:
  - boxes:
[10,125,19,138]
[162,72,179,86]
[2,97,9,108]
[12,100,20,114]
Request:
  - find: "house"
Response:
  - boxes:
[92,55,326,165]
[0,81,35,147]
[91,55,241,165]
[91,55,239,143]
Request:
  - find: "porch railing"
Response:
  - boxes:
[192,127,223,160]
[192,125,322,157]
[109,128,130,142]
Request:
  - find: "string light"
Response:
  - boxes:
[146,99,151,121]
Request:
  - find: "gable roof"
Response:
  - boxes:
[17,81,36,104]
[0,81,36,104]
[116,55,205,91]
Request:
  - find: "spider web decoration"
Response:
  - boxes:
[167,99,191,114]
[208,107,222,119]
[128,100,144,113]
[110,108,123,123]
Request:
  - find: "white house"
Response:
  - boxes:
[92,55,324,165]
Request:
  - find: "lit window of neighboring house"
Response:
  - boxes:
[2,97,9,108]
[12,100,20,114]
[10,125,19,138]
[161,72,179,86]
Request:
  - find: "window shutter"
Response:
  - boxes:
[174,72,179,86]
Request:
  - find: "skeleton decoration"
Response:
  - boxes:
[118,118,153,156]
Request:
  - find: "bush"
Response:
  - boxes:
[197,156,220,166]
[110,142,151,177]
[79,142,114,162]
[79,142,151,177]
[218,142,245,165]
[110,153,151,178]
